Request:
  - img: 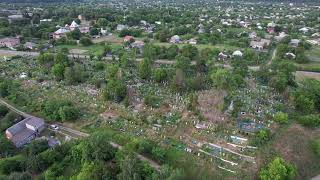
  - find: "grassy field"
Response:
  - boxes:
[153,42,239,51]
[295,71,320,81]
[306,47,320,62]
[56,43,122,56]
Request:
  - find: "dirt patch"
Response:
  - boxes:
[197,90,229,122]
[273,124,320,179]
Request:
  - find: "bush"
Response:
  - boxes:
[274,112,288,124]
[42,100,79,122]
[0,105,9,117]
[79,37,93,46]
[144,94,161,108]
[259,157,296,180]
[297,114,320,127]
[311,139,320,158]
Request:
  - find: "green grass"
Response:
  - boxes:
[306,47,320,62]
[153,42,239,51]
[296,62,320,72]
[56,43,122,56]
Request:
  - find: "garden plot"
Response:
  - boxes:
[197,90,229,122]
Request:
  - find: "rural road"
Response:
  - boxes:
[0,98,161,171]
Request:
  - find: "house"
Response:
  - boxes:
[70,21,79,31]
[24,42,37,50]
[40,19,52,23]
[249,32,257,39]
[155,21,161,25]
[53,28,70,40]
[218,52,229,61]
[285,52,296,59]
[79,26,90,34]
[170,35,181,44]
[6,117,45,148]
[250,39,271,50]
[100,28,108,36]
[131,40,145,49]
[274,32,287,42]
[232,50,243,57]
[0,37,20,47]
[188,38,197,45]
[116,24,128,31]
[267,22,276,34]
[289,39,300,47]
[299,27,309,34]
[123,35,134,42]
[306,39,320,46]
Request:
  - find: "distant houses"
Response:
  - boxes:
[0,37,20,48]
[6,117,45,148]
[170,35,181,44]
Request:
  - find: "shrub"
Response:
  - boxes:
[274,112,289,124]
[298,114,320,127]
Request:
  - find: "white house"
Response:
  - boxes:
[232,50,243,57]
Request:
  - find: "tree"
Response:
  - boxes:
[294,95,315,114]
[259,157,296,180]
[90,28,99,36]
[69,28,81,40]
[38,53,54,67]
[167,45,179,60]
[153,68,168,83]
[104,79,127,102]
[58,105,79,122]
[51,63,65,81]
[311,139,320,158]
[97,18,108,27]
[106,64,119,79]
[139,59,152,79]
[172,69,186,92]
[175,56,191,71]
[144,94,160,108]
[210,69,236,90]
[55,52,69,67]
[268,72,288,92]
[81,132,116,162]
[297,114,320,127]
[0,136,15,158]
[80,37,93,46]
[274,112,289,124]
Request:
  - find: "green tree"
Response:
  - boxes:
[97,18,108,27]
[104,79,127,102]
[139,59,152,79]
[259,157,296,180]
[153,68,168,83]
[80,37,93,46]
[51,63,65,81]
[274,112,289,124]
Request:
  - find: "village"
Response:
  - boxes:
[0,0,320,179]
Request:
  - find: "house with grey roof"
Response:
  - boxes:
[5,117,45,148]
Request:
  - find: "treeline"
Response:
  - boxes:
[0,130,219,179]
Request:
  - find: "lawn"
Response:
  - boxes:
[153,42,239,51]
[56,43,122,56]
[306,47,320,62]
